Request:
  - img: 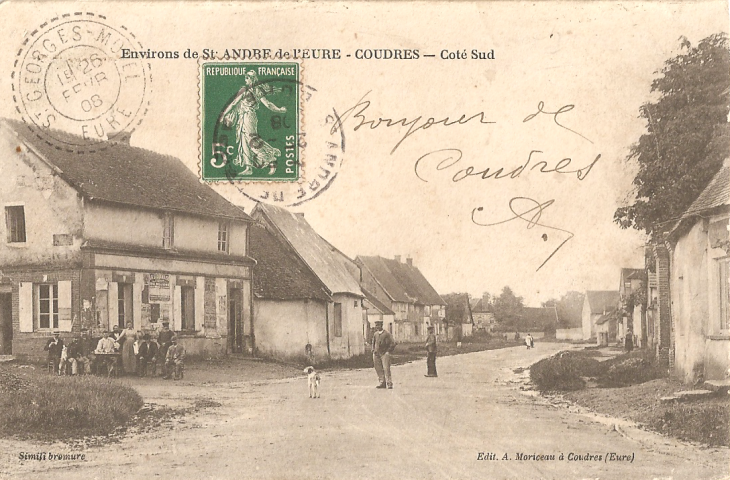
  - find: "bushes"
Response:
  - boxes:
[0,370,143,440]
[530,351,603,391]
[530,349,667,392]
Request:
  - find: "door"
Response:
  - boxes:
[228,287,243,353]
[0,293,13,355]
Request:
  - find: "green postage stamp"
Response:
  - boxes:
[201,63,300,181]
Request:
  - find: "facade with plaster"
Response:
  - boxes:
[666,160,730,382]
[0,120,254,360]
[251,203,365,360]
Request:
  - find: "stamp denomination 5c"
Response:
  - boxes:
[201,62,300,181]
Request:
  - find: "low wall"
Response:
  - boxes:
[556,328,583,341]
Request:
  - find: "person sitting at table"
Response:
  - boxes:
[95,331,116,353]
[137,334,158,377]
[68,329,94,375]
[163,336,186,380]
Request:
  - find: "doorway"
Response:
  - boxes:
[0,293,13,355]
[228,287,243,353]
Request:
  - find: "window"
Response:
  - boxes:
[5,206,26,243]
[720,259,730,331]
[38,284,58,329]
[118,283,133,327]
[181,286,195,330]
[218,222,229,253]
[333,303,343,337]
[162,214,174,249]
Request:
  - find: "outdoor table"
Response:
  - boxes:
[94,352,121,377]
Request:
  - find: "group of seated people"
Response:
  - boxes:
[44,320,186,380]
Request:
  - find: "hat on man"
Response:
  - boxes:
[162,320,170,326]
[427,325,435,331]
[374,320,383,325]
[52,330,60,335]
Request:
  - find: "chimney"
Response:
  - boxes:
[295,212,304,218]
[406,257,413,266]
[394,255,401,263]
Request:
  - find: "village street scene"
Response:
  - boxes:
[1,1,729,479]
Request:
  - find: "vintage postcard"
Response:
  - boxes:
[0,1,728,479]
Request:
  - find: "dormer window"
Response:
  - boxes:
[162,214,174,249]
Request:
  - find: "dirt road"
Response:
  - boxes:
[1,343,728,480]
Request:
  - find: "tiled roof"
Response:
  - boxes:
[358,256,410,303]
[585,291,619,315]
[683,160,730,217]
[595,313,614,325]
[358,256,444,306]
[249,224,330,302]
[3,119,251,221]
[621,268,644,281]
[668,159,730,240]
[472,298,492,313]
[253,203,363,296]
[362,288,395,315]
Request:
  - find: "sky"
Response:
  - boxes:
[1,1,728,306]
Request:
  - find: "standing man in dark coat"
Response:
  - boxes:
[425,325,438,377]
[372,320,396,389]
[44,331,64,374]
[157,320,175,377]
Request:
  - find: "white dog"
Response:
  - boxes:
[304,366,321,399]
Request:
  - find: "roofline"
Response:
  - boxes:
[86,197,252,223]
[666,204,730,243]
[252,203,337,298]
[7,120,252,224]
[355,256,398,303]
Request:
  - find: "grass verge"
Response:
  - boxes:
[0,367,143,441]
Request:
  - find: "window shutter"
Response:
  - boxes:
[194,277,205,331]
[216,278,228,336]
[108,282,118,330]
[173,285,182,332]
[58,281,73,332]
[18,282,33,332]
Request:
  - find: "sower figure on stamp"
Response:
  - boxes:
[220,69,286,176]
[425,325,438,377]
[372,320,396,389]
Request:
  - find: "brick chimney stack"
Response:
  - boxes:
[394,255,401,263]
[406,257,413,266]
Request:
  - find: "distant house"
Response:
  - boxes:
[362,288,395,340]
[442,293,474,340]
[356,255,445,341]
[471,294,496,332]
[581,291,619,343]
[251,203,365,360]
[0,119,255,360]
[618,268,645,346]
[665,159,730,382]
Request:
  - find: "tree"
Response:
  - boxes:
[493,286,524,326]
[442,292,472,324]
[615,33,730,238]
[543,291,584,328]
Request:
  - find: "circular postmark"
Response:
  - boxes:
[12,13,151,150]
[200,61,344,207]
